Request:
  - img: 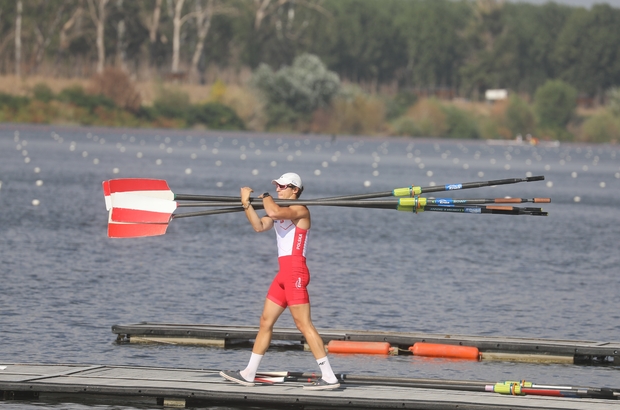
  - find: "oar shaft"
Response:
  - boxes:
[170,204,545,219]
[170,176,545,202]
[174,198,550,208]
[317,176,545,201]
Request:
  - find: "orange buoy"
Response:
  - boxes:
[409,342,480,360]
[327,340,392,355]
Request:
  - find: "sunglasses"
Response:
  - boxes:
[275,183,295,190]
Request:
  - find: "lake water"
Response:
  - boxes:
[1,123,619,408]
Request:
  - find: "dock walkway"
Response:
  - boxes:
[1,363,617,409]
[112,323,619,365]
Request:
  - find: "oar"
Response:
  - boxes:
[316,175,546,201]
[109,193,547,224]
[108,205,546,237]
[254,372,619,400]
[104,175,546,205]
[171,197,551,208]
[172,205,546,220]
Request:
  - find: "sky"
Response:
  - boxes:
[506,0,620,7]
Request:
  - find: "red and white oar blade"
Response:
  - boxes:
[107,211,169,238]
[108,222,169,238]
[108,178,175,200]
[110,192,177,223]
[103,181,112,210]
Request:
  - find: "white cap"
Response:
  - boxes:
[272,172,303,188]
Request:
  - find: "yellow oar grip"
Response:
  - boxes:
[397,198,427,207]
[393,187,411,197]
[493,382,523,395]
[392,186,422,197]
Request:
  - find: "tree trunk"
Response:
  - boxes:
[116,0,126,70]
[15,0,22,77]
[171,0,185,73]
[88,0,109,73]
[190,0,214,81]
[146,0,162,68]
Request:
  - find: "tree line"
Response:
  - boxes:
[2,0,620,100]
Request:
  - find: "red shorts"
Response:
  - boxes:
[267,256,310,308]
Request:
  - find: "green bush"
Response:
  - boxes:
[581,111,620,143]
[443,105,480,139]
[188,102,245,130]
[392,117,422,136]
[32,83,55,103]
[57,85,115,113]
[251,53,340,124]
[505,94,535,136]
[0,92,30,110]
[385,91,418,120]
[152,86,191,120]
[607,87,620,117]
[534,80,578,129]
[264,102,302,130]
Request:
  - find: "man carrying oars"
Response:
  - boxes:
[220,172,340,391]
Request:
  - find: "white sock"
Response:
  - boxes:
[240,352,263,382]
[316,356,338,383]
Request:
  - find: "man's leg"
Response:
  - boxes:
[239,299,285,381]
[289,303,338,385]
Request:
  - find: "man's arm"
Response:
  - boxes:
[262,197,310,230]
[241,187,274,232]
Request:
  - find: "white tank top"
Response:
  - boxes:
[274,219,308,258]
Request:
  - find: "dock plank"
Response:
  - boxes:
[1,363,617,409]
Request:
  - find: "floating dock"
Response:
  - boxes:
[112,323,619,365]
[1,363,617,409]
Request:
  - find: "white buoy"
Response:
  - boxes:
[571,172,578,178]
[252,169,259,175]
[34,167,41,173]
[93,158,100,164]
[156,159,162,165]
[600,182,606,188]
[574,196,581,202]
[546,181,553,188]
[478,171,484,177]
[24,157,31,163]
[314,170,321,176]
[426,171,433,177]
[36,180,43,186]
[364,180,371,187]
[32,199,40,206]
[112,168,120,174]
[137,152,143,158]
[185,168,192,175]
